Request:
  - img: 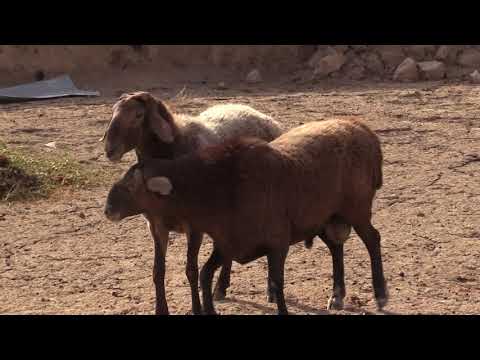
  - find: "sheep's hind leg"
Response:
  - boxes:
[267,248,289,315]
[321,233,346,311]
[186,230,203,315]
[213,261,232,301]
[267,281,277,304]
[200,247,224,315]
[353,221,388,310]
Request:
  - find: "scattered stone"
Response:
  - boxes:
[333,45,350,54]
[399,272,405,278]
[418,60,446,80]
[342,58,366,80]
[435,45,459,63]
[377,46,406,71]
[469,70,480,83]
[393,57,419,82]
[44,142,56,149]
[361,51,384,74]
[446,65,473,80]
[245,69,262,84]
[405,45,436,61]
[308,46,337,68]
[313,52,347,78]
[350,45,369,52]
[79,212,86,219]
[457,48,480,67]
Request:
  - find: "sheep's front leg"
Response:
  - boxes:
[186,229,203,315]
[146,216,169,315]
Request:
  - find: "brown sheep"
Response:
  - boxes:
[104,118,387,315]
[99,92,285,315]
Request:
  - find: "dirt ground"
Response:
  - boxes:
[1,79,479,315]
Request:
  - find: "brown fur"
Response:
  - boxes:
[143,120,382,259]
[105,118,388,315]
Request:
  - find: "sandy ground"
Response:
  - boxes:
[0,79,479,315]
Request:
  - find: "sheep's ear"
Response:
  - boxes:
[99,118,113,142]
[146,177,173,195]
[131,92,175,144]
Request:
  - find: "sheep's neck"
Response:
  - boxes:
[137,131,176,162]
[163,155,232,236]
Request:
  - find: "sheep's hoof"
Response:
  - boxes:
[327,296,344,311]
[213,287,227,301]
[376,296,389,310]
[375,285,389,310]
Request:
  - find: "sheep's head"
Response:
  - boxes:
[104,164,173,222]
[100,92,176,163]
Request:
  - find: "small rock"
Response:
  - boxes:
[313,52,347,78]
[333,45,349,54]
[416,212,426,217]
[307,46,337,68]
[435,45,459,63]
[342,59,366,80]
[399,272,405,278]
[455,276,472,283]
[418,60,446,80]
[393,57,419,82]
[79,212,86,219]
[246,69,262,84]
[377,46,406,71]
[457,48,480,67]
[404,45,436,61]
[350,45,369,53]
[44,142,56,148]
[361,51,384,74]
[469,70,480,83]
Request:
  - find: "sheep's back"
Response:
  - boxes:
[173,113,220,154]
[199,104,283,142]
[266,119,382,228]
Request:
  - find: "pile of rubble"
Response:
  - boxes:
[305,45,480,83]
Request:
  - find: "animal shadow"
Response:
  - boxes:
[221,295,329,315]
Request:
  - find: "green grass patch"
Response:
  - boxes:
[0,142,108,202]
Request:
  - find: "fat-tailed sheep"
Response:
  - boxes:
[104,118,387,315]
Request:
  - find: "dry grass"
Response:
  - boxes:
[0,141,108,202]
